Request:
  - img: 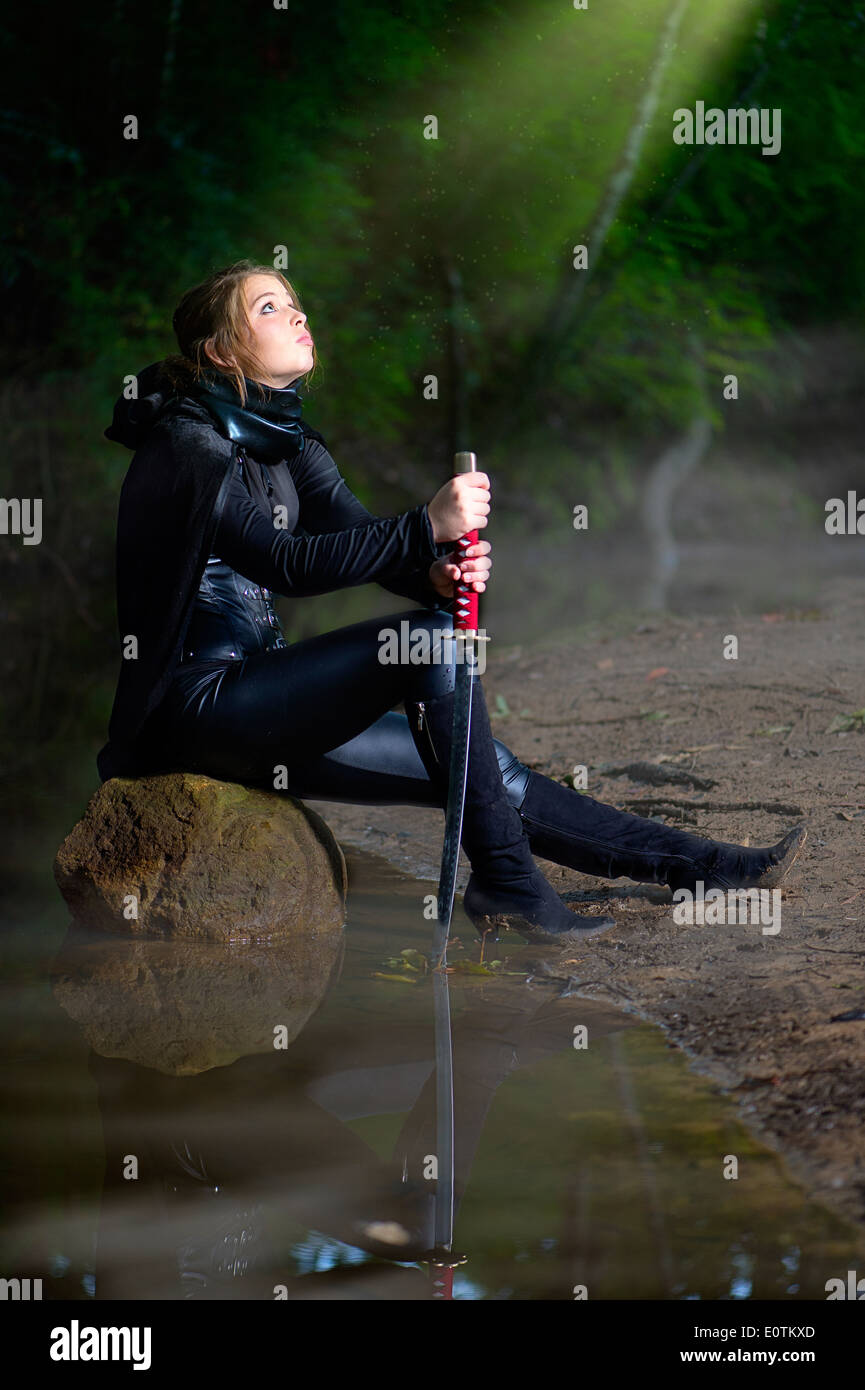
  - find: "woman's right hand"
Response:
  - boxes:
[427,471,490,544]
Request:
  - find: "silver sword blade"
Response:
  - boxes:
[431,646,474,1255]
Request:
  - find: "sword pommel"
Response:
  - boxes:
[454,450,477,475]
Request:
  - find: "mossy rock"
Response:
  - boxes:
[53,772,347,944]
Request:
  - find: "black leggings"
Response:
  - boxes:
[138,607,530,810]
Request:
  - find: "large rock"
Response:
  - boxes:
[53,772,347,944]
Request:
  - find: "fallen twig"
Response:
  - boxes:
[596,760,717,791]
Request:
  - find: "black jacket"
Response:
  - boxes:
[97,373,448,782]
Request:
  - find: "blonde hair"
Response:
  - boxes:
[164,259,320,407]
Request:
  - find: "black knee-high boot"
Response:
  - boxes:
[515,770,807,893]
[405,678,616,946]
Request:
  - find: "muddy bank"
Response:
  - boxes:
[309,574,865,1243]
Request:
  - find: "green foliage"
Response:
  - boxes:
[4,0,863,415]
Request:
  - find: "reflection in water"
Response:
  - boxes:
[51,932,345,1076]
[3,852,851,1300]
[51,916,640,1299]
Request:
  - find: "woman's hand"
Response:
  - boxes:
[427,471,490,544]
[427,540,492,600]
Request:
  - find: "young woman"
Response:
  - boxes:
[98,260,806,946]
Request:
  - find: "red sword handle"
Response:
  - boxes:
[453,451,479,634]
[454,530,479,632]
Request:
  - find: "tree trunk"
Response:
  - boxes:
[642,328,711,610]
[642,413,711,611]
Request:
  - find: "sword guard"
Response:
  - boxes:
[421,1247,468,1270]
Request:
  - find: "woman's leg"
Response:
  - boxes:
[145,608,528,808]
[262,708,530,810]
[143,607,613,944]
[142,607,804,907]
[393,651,804,896]
[147,609,456,787]
[514,773,807,894]
[397,655,617,941]
[278,698,804,897]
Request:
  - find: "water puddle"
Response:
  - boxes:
[0,849,859,1301]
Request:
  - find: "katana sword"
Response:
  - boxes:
[424,449,478,1296]
[434,448,480,959]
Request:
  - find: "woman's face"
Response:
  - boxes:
[233,273,315,387]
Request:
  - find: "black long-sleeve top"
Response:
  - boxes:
[210,437,449,608]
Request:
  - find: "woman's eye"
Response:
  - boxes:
[261,301,276,313]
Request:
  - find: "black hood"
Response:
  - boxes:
[104,362,324,461]
[104,362,181,451]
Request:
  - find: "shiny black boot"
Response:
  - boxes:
[516,769,807,894]
[406,678,616,946]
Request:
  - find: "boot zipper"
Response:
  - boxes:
[416,700,441,767]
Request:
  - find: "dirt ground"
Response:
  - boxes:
[309,573,865,1242]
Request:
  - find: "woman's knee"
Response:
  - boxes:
[494,738,531,807]
[377,608,457,699]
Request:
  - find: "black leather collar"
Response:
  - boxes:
[193,372,311,462]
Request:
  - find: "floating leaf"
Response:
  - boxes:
[371,972,421,985]
[448,960,496,976]
[380,956,415,971]
[753,724,792,737]
[493,693,510,717]
[399,948,428,971]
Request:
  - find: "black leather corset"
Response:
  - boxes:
[181,451,288,662]
[180,558,288,662]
